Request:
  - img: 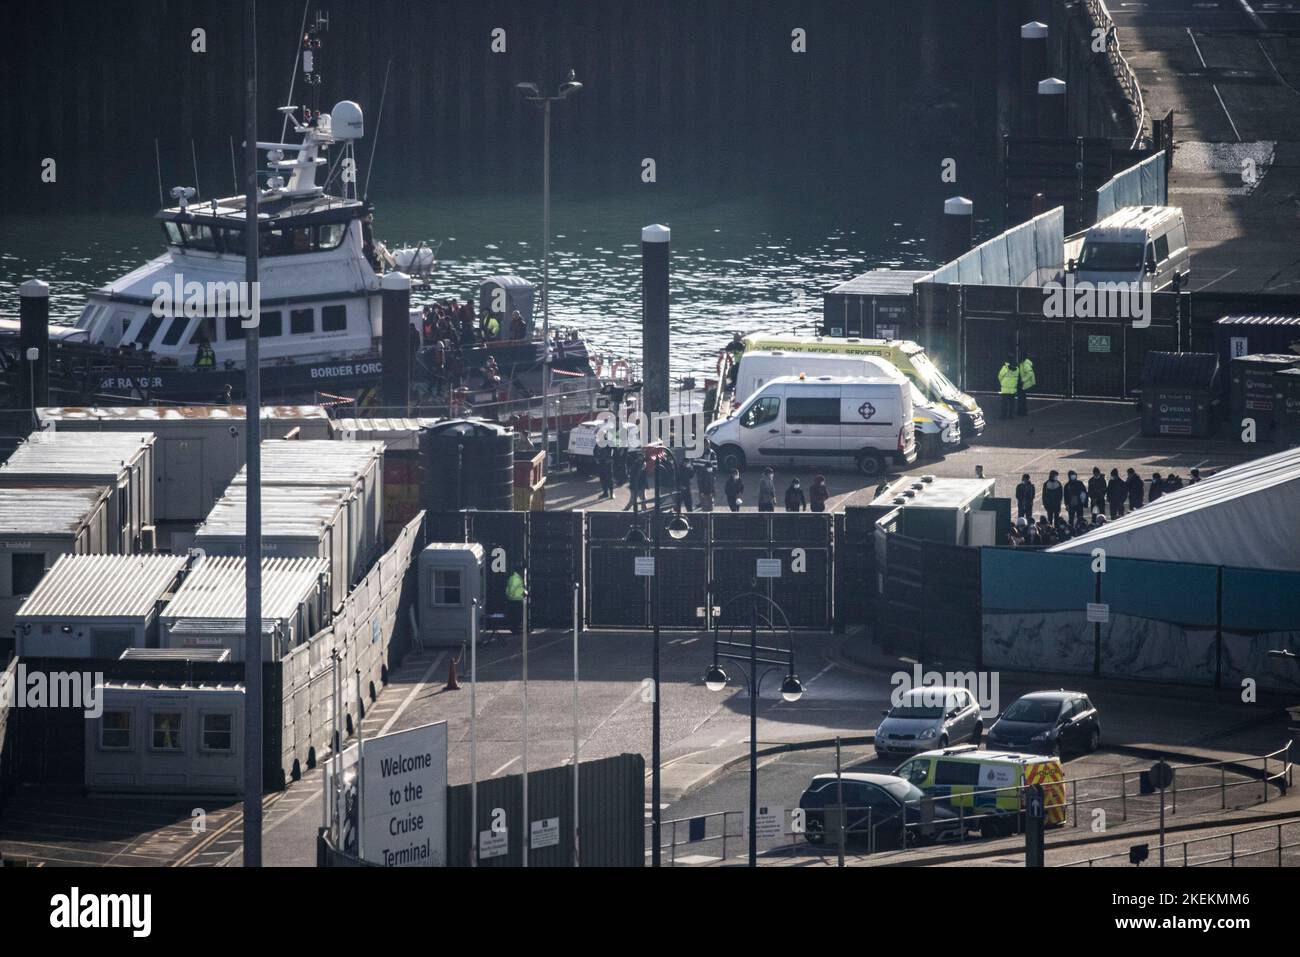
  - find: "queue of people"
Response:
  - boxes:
[1009,466,1204,546]
[598,454,833,515]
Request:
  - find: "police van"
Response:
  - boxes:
[1072,205,1190,292]
[892,746,1067,837]
[704,374,916,477]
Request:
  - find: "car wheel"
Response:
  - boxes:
[717,445,745,472]
[971,723,983,747]
[1088,727,1100,753]
[804,818,825,845]
[938,734,949,749]
[855,450,886,477]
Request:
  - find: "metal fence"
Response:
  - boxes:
[1083,0,1146,149]
[1063,818,1300,867]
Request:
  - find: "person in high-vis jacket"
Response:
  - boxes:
[1016,354,1036,416]
[506,567,525,635]
[997,356,1019,419]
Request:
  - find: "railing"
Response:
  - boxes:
[1062,818,1300,867]
[1084,0,1147,149]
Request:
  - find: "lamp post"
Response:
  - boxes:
[517,72,582,470]
[704,589,803,867]
[625,445,689,866]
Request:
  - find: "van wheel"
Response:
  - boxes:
[856,451,886,477]
[1088,728,1100,753]
[717,445,746,472]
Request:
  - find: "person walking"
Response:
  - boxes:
[758,467,777,513]
[676,462,694,513]
[1042,470,1064,521]
[724,468,744,512]
[809,474,830,513]
[1015,473,1036,521]
[997,355,1019,419]
[1148,472,1165,504]
[784,478,806,512]
[596,444,614,500]
[1125,467,1144,511]
[697,462,715,512]
[1064,470,1087,525]
[1086,467,1107,517]
[623,454,648,513]
[1106,468,1127,520]
[1017,353,1036,416]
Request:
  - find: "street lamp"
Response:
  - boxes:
[517,71,583,471]
[704,590,803,867]
[623,445,689,866]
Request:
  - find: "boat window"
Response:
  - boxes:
[321,304,347,332]
[290,227,313,254]
[317,223,347,249]
[290,308,315,335]
[1079,241,1143,272]
[224,316,246,341]
[261,311,283,337]
[187,317,215,344]
[134,312,166,349]
[161,317,189,346]
[163,222,184,245]
[180,223,219,252]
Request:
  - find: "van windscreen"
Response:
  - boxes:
[1079,241,1143,272]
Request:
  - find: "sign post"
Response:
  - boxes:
[1024,783,1045,867]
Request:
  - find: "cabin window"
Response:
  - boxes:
[11,552,45,596]
[150,712,184,751]
[290,308,315,335]
[161,317,190,347]
[1153,234,1170,263]
[431,569,463,606]
[201,713,234,752]
[100,711,133,750]
[787,397,841,426]
[321,305,347,332]
[740,396,780,429]
[187,318,216,345]
[1078,242,1143,272]
[134,312,166,349]
[224,316,246,341]
[261,311,283,337]
[180,224,219,252]
[290,227,313,253]
[317,223,347,249]
[163,222,184,245]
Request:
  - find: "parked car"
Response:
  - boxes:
[893,745,1067,837]
[986,690,1100,757]
[875,686,983,761]
[797,772,961,848]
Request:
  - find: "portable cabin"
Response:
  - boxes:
[1230,354,1300,443]
[85,677,245,795]
[194,486,351,612]
[14,553,189,659]
[0,432,155,553]
[417,543,485,647]
[37,406,331,551]
[331,418,438,540]
[1139,352,1219,438]
[230,439,384,576]
[869,476,999,546]
[160,555,330,661]
[0,484,116,646]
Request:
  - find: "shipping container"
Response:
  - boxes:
[1213,315,1300,390]
[195,485,352,612]
[1139,352,1219,438]
[14,553,189,659]
[0,431,155,553]
[1275,367,1300,449]
[0,484,113,641]
[37,405,331,549]
[331,418,438,541]
[822,269,929,338]
[1229,354,1300,443]
[160,555,329,661]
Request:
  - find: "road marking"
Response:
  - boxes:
[492,756,521,776]
[1186,27,1243,141]
[1028,400,1067,416]
[377,652,446,736]
[1116,429,1142,451]
[1021,417,1141,470]
[1193,267,1238,292]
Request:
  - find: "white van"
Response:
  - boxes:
[730,350,961,460]
[705,375,916,477]
[1072,205,1190,291]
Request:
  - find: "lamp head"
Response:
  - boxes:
[516,82,541,99]
[780,673,805,703]
[559,70,583,98]
[704,663,728,692]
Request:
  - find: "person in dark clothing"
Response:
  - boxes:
[758,468,777,512]
[724,469,744,512]
[676,465,694,513]
[1189,468,1202,484]
[1087,468,1107,517]
[624,455,648,512]
[595,445,614,499]
[1166,473,1184,492]
[1106,468,1127,519]
[809,474,829,513]
[1014,473,1035,520]
[697,464,716,512]
[1125,467,1144,510]
[1148,472,1165,504]
[1064,470,1088,525]
[784,478,806,512]
[1042,470,1064,521]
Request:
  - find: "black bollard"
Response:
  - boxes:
[380,271,412,412]
[942,197,974,263]
[1037,78,1067,138]
[641,224,670,415]
[1019,22,1048,132]
[18,278,50,413]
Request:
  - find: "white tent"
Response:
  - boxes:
[1048,446,1300,571]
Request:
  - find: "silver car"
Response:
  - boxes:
[875,687,983,761]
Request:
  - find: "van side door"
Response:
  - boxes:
[783,386,842,462]
[840,387,895,455]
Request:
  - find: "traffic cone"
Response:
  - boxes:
[444,656,461,691]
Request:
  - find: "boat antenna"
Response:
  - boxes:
[154,139,164,207]
[362,58,392,203]
[279,0,313,142]
[191,140,202,201]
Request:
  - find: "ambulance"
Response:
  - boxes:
[733,333,985,438]
[892,745,1067,837]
